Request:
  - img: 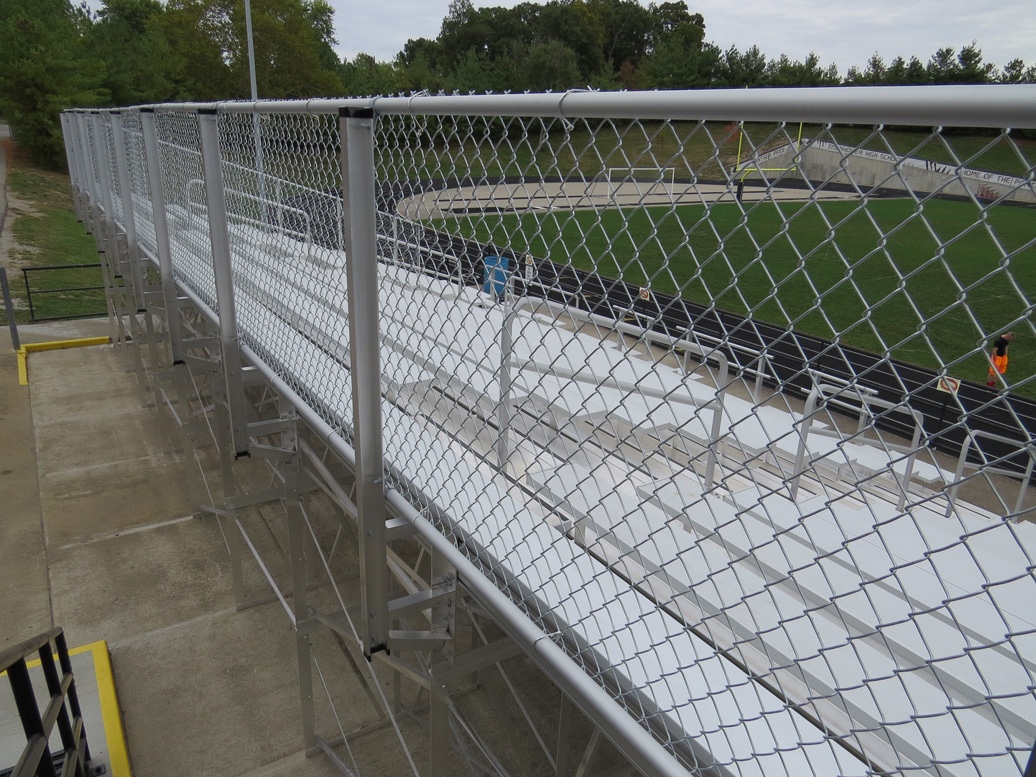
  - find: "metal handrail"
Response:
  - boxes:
[185,178,315,253]
[20,264,106,323]
[945,428,1036,519]
[2,627,92,777]
[791,378,925,508]
[126,85,1036,130]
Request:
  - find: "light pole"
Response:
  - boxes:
[244,0,258,102]
[243,0,268,223]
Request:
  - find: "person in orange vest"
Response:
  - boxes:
[987,331,1016,387]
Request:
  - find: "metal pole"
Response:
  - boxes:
[243,0,268,226]
[1,268,19,351]
[496,272,515,471]
[198,107,251,458]
[244,0,258,103]
[340,106,389,658]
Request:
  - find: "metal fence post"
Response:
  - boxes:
[198,107,251,458]
[111,110,160,397]
[1,268,19,351]
[90,113,116,258]
[110,112,146,314]
[340,106,389,658]
[496,273,515,471]
[140,110,186,367]
[59,114,82,223]
[88,112,124,344]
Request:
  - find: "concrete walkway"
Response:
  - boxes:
[0,323,343,777]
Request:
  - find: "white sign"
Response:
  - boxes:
[936,376,961,395]
[638,287,652,301]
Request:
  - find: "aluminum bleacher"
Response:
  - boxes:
[61,87,1036,776]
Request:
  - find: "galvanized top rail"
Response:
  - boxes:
[74,85,1036,129]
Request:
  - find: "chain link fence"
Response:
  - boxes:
[64,86,1036,777]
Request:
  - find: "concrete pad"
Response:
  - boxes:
[48,516,234,647]
[0,330,51,647]
[40,452,191,548]
[110,603,309,777]
[0,516,52,648]
[235,750,346,777]
[29,345,191,547]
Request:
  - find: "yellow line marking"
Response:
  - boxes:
[16,336,110,386]
[22,336,111,353]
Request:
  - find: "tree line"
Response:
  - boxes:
[1,0,1033,168]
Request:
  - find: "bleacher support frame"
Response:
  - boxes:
[60,87,1036,777]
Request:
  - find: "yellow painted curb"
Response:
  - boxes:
[17,336,111,386]
[78,640,133,777]
[4,640,132,776]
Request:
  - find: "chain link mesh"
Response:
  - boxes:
[151,111,216,311]
[120,111,156,258]
[373,108,1036,777]
[62,94,1036,777]
[214,111,348,424]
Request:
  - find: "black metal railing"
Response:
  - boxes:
[1,627,93,777]
[21,265,106,323]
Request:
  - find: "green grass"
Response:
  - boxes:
[5,162,106,322]
[438,197,1036,394]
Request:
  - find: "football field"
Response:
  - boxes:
[439,197,1036,394]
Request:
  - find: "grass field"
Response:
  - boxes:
[5,152,106,323]
[439,197,1036,394]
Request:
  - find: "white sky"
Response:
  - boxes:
[330,0,1036,74]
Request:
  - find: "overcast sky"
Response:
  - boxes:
[330,0,1036,74]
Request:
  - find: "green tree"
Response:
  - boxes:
[340,52,401,96]
[153,0,236,99]
[1000,58,1036,84]
[644,36,720,89]
[524,40,583,91]
[0,0,108,168]
[716,45,768,87]
[88,0,174,105]
[157,0,343,100]
[586,0,654,72]
[647,1,704,50]
[845,53,886,85]
[395,39,446,92]
[926,44,993,84]
[764,53,839,86]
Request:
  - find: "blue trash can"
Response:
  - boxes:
[483,255,510,300]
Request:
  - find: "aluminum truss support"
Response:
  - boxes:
[197,108,251,459]
[110,111,159,403]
